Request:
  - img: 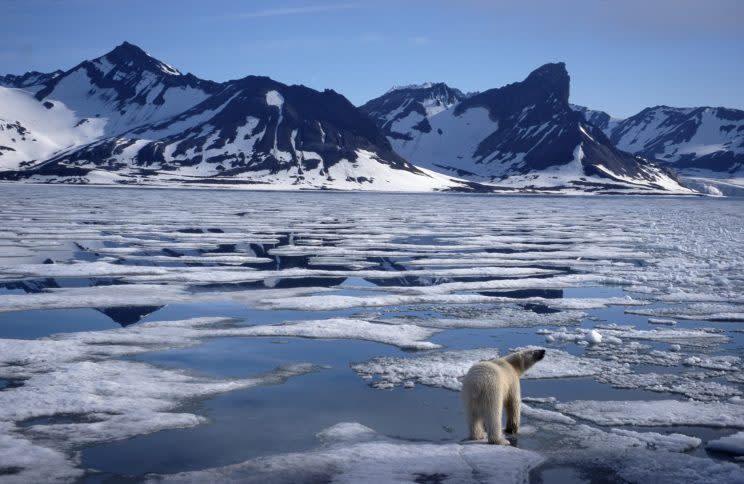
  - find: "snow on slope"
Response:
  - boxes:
[570,104,744,176]
[32,42,217,137]
[19,150,471,192]
[611,106,744,174]
[0,42,217,173]
[0,87,105,170]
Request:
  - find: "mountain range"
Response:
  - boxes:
[1,42,740,194]
[361,64,688,193]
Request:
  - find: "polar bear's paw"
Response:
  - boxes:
[488,436,510,446]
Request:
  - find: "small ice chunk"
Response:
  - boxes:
[670,344,682,352]
[649,318,677,325]
[586,329,603,344]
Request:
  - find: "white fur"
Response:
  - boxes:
[461,348,545,445]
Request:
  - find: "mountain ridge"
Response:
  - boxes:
[0,42,477,192]
[0,42,702,194]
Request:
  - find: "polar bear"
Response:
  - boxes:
[461,348,546,445]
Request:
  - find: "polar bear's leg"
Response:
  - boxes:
[505,381,521,434]
[466,403,486,440]
[484,389,509,445]
[463,387,486,440]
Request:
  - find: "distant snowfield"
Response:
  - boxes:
[0,187,742,482]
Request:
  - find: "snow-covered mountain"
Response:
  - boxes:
[0,42,220,172]
[361,82,468,141]
[0,43,475,191]
[570,104,744,176]
[362,64,689,193]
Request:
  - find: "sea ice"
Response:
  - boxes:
[352,347,623,391]
[649,318,677,325]
[376,307,586,329]
[0,317,325,479]
[231,318,441,350]
[556,400,744,428]
[586,329,602,344]
[706,431,744,455]
[628,303,744,322]
[543,324,729,347]
[683,355,741,371]
[594,370,741,401]
[0,421,83,484]
[150,422,544,483]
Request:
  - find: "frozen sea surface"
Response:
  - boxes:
[0,185,743,483]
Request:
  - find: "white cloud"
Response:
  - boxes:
[236,3,359,18]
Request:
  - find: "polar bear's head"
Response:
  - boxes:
[504,348,546,375]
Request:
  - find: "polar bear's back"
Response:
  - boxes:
[461,359,517,400]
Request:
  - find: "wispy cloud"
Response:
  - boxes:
[410,35,430,46]
[235,3,359,18]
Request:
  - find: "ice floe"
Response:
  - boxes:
[352,348,500,391]
[540,324,729,347]
[607,428,701,452]
[0,317,324,479]
[376,307,587,329]
[556,399,744,427]
[149,422,545,483]
[628,303,744,322]
[561,445,744,484]
[684,355,741,371]
[0,421,83,484]
[706,431,744,455]
[590,342,684,366]
[594,370,741,401]
[0,284,335,313]
[234,318,440,350]
[254,292,647,312]
[352,347,622,391]
[6,360,318,446]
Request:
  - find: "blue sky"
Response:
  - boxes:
[2,0,742,117]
